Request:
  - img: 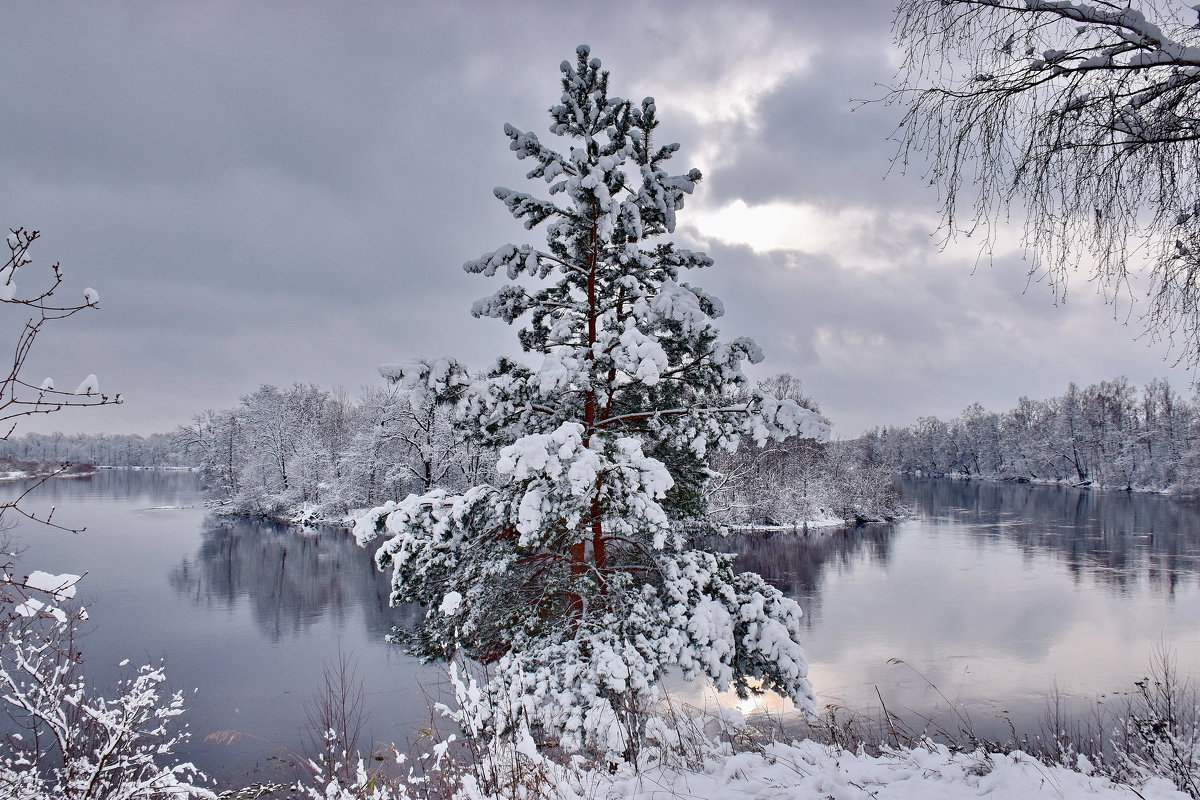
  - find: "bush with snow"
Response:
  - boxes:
[0,616,211,800]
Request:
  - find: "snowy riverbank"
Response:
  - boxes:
[0,458,96,481]
[300,736,1192,800]
[900,469,1195,496]
[595,740,1189,800]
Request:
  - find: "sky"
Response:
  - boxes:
[0,1,1190,439]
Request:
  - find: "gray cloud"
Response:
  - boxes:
[0,1,1187,437]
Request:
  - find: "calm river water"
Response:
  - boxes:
[3,471,1199,785]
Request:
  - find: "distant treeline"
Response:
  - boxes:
[0,431,189,468]
[173,382,488,522]
[860,377,1199,491]
[176,377,905,526]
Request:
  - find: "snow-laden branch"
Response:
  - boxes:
[0,619,212,799]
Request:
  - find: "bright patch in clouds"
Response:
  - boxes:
[813,325,904,371]
[690,199,901,270]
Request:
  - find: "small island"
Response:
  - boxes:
[0,457,95,481]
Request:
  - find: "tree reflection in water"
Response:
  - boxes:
[170,517,421,642]
[697,525,895,629]
[171,480,1200,649]
[901,478,1200,598]
[696,478,1200,635]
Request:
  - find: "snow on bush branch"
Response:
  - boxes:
[0,228,119,433]
[0,618,212,800]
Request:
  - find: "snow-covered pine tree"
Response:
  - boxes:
[355,46,828,760]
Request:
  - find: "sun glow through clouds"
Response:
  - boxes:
[691,199,844,254]
[690,199,917,272]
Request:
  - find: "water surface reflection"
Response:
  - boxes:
[716,479,1200,740]
[5,472,1199,781]
[700,525,894,628]
[904,478,1200,597]
[170,519,419,641]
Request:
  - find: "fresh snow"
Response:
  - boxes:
[600,740,1188,800]
[439,590,463,616]
[23,570,79,599]
[304,735,1190,799]
[12,597,68,622]
[74,373,99,395]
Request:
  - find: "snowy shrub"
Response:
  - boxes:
[0,616,211,800]
[1032,648,1200,799]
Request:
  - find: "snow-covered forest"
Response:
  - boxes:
[173,382,485,522]
[864,377,1200,491]
[176,377,903,526]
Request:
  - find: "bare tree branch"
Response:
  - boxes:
[888,0,1200,367]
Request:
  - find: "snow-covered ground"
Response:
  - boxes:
[305,738,1191,799]
[599,741,1188,800]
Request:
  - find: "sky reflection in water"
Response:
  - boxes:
[711,478,1200,738]
[4,472,1200,780]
